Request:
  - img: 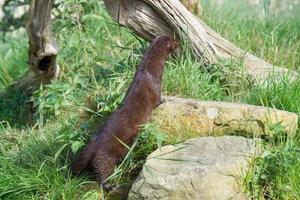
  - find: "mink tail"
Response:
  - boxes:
[71,140,97,173]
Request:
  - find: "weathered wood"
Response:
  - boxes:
[14,0,59,92]
[103,0,297,83]
[104,0,217,64]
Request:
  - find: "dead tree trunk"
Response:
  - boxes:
[14,0,59,92]
[103,0,297,83]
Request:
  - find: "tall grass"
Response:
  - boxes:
[0,0,299,199]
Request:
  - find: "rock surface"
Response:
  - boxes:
[152,96,298,140]
[128,136,256,200]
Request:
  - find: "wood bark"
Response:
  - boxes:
[103,0,297,83]
[14,0,59,92]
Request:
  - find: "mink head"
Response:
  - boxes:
[149,36,179,56]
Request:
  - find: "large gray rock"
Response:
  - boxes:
[128,136,256,200]
[152,96,298,140]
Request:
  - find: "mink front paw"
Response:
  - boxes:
[102,181,114,192]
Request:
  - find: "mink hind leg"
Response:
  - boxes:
[157,94,164,107]
[156,86,163,106]
[159,95,165,106]
[91,152,117,191]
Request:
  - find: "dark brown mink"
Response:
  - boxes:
[71,36,179,188]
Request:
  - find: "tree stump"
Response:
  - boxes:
[14,0,59,93]
[103,0,297,83]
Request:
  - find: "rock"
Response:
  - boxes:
[128,136,255,200]
[152,96,298,140]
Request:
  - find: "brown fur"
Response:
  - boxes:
[71,36,179,187]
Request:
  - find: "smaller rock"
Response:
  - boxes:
[128,136,256,200]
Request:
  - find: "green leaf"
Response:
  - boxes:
[54,143,68,161]
[71,141,84,153]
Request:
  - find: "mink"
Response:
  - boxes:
[71,36,179,189]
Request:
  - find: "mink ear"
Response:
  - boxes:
[150,37,158,44]
[166,42,172,49]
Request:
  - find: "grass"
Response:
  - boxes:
[0,0,300,199]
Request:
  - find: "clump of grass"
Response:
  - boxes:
[163,48,227,101]
[245,126,300,200]
[202,0,300,70]
[0,120,89,199]
[246,77,300,117]
[0,36,28,90]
